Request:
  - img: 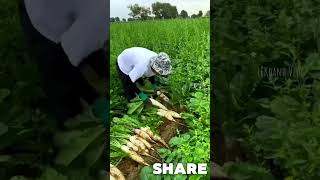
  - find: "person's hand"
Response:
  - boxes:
[138,92,153,109]
[138,92,149,102]
[92,97,109,128]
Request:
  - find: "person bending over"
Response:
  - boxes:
[116,47,172,103]
[19,0,109,127]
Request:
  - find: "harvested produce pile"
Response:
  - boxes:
[110,18,210,180]
[111,98,180,166]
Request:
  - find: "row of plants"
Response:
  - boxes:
[213,0,320,179]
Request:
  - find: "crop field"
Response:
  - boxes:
[110,18,210,180]
[213,0,320,179]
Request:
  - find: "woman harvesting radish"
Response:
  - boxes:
[116,47,172,104]
[19,0,109,128]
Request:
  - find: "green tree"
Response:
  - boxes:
[122,18,126,22]
[110,17,115,22]
[205,10,210,17]
[180,10,188,18]
[128,4,151,20]
[115,17,120,22]
[191,14,197,19]
[151,2,178,19]
[197,10,203,17]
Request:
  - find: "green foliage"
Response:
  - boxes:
[151,2,179,19]
[128,4,151,20]
[54,125,104,166]
[110,19,209,106]
[223,162,274,180]
[139,166,209,180]
[111,18,210,179]
[214,0,320,179]
[180,10,189,19]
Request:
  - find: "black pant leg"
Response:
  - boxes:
[116,62,140,101]
[82,49,108,79]
[35,42,84,121]
[148,76,156,84]
[136,77,145,86]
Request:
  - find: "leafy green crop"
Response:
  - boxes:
[213,0,320,179]
[111,18,210,179]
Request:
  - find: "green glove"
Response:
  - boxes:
[152,83,159,91]
[92,97,109,128]
[138,92,149,102]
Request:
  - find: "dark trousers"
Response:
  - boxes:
[19,1,108,123]
[116,62,156,101]
[116,62,140,100]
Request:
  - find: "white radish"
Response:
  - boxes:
[126,141,139,152]
[136,135,154,150]
[120,145,149,166]
[157,109,186,126]
[157,109,174,121]
[110,164,125,180]
[129,136,148,152]
[150,98,168,110]
[168,110,181,118]
[141,127,169,148]
[134,129,156,143]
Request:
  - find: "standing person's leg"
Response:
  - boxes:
[19,1,99,125]
[116,62,140,101]
[82,48,108,79]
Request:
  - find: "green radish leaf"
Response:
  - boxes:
[169,137,183,146]
[0,122,8,136]
[0,127,33,149]
[188,175,202,180]
[127,101,144,114]
[136,103,145,114]
[64,111,99,129]
[140,166,154,180]
[110,151,124,158]
[84,135,106,167]
[0,88,10,103]
[54,126,104,166]
[10,176,28,180]
[54,130,83,148]
[0,155,11,162]
[37,168,68,180]
[173,174,187,180]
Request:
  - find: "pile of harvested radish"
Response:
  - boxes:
[117,127,169,166]
[150,98,184,126]
[110,92,187,179]
[114,97,185,166]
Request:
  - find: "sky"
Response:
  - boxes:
[110,0,210,19]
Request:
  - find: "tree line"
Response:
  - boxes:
[110,2,210,22]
